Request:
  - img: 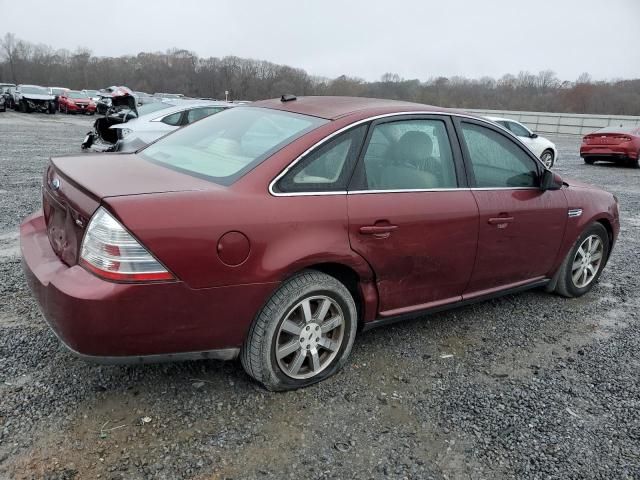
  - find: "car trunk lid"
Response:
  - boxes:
[44,153,219,266]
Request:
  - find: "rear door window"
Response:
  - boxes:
[276,125,367,193]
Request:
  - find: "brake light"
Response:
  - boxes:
[615,136,632,142]
[80,207,174,282]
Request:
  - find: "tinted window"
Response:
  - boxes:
[276,125,366,193]
[161,111,183,126]
[186,106,225,124]
[507,121,531,137]
[362,119,457,190]
[461,122,538,188]
[141,107,327,185]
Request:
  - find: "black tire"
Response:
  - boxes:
[19,100,27,113]
[241,270,358,391]
[584,158,595,165]
[626,158,639,168]
[554,222,610,298]
[540,149,555,168]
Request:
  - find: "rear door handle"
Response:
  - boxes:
[488,216,514,225]
[359,225,398,237]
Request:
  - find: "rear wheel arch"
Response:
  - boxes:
[301,262,364,326]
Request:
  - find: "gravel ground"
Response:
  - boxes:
[0,110,639,480]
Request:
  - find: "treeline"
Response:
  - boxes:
[2,33,639,115]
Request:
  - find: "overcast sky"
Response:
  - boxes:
[2,0,639,81]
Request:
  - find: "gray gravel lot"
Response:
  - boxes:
[0,110,639,480]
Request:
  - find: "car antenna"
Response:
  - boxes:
[281,94,297,102]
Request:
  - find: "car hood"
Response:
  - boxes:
[23,93,54,101]
[50,153,221,199]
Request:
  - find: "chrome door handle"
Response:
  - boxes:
[488,216,514,225]
[359,225,398,235]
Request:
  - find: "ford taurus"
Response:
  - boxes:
[21,96,620,390]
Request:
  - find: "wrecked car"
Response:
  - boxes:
[81,86,139,149]
[15,85,56,114]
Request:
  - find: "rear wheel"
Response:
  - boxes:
[584,158,595,165]
[554,223,609,298]
[540,149,555,168]
[241,270,358,391]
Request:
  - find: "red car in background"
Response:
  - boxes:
[21,96,620,391]
[581,126,640,167]
[58,90,96,115]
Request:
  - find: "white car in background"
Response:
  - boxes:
[486,116,558,168]
[109,100,235,152]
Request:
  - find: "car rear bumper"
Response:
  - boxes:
[20,210,277,362]
[580,145,638,160]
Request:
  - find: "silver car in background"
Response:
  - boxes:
[110,100,235,152]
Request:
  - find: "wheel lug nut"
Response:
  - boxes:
[306,326,310,331]
[306,345,310,349]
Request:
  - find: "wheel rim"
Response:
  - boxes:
[275,295,345,380]
[541,152,553,168]
[571,235,604,288]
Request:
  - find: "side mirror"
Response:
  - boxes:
[530,133,538,139]
[540,169,563,191]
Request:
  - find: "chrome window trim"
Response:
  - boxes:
[268,111,546,197]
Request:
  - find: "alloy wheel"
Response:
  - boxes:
[275,295,345,380]
[541,151,554,168]
[571,234,604,288]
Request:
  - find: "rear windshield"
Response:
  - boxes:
[140,107,327,185]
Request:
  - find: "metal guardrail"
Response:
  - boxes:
[466,109,640,136]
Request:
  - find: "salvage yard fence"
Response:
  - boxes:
[465,109,640,136]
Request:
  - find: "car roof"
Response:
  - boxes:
[134,100,236,120]
[249,96,457,120]
[485,116,519,123]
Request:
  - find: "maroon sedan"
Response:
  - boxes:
[21,96,620,390]
[581,126,640,167]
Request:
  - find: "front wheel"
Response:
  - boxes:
[540,149,555,168]
[241,270,358,391]
[554,223,610,298]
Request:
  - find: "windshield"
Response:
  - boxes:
[140,107,327,185]
[22,86,49,95]
[137,102,172,116]
[68,90,88,98]
[84,90,98,95]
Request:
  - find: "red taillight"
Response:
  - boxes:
[79,207,174,282]
[615,136,632,142]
